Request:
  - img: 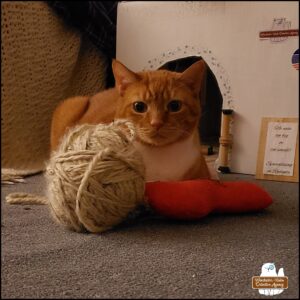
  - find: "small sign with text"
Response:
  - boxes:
[263,122,298,176]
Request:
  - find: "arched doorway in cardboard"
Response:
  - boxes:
[159,56,223,149]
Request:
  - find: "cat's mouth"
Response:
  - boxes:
[137,127,187,146]
[149,131,165,139]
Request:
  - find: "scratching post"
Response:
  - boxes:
[218,109,234,173]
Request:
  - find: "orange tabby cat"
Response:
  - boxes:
[50,59,212,181]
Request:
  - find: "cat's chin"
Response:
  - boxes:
[140,139,172,147]
[136,133,189,147]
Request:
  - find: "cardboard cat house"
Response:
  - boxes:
[116,1,299,175]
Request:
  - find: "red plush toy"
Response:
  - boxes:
[145,179,273,220]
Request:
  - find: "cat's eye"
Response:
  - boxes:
[167,100,182,112]
[133,101,147,113]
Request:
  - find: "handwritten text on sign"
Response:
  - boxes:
[263,122,298,176]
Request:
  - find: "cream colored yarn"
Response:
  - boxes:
[45,120,146,233]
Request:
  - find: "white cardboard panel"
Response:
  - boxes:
[116,1,299,174]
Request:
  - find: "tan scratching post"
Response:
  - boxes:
[218,109,234,173]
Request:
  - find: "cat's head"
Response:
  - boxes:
[113,59,206,146]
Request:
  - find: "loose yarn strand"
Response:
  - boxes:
[6,192,48,205]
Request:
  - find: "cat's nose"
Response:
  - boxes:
[150,119,163,130]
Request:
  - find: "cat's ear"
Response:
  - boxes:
[180,60,206,95]
[112,59,140,95]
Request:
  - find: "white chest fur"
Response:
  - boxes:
[134,133,200,182]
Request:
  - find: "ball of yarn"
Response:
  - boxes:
[45,120,146,233]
